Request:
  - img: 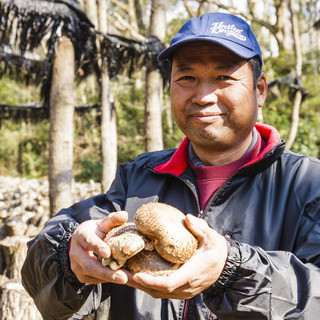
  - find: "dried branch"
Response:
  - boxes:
[197,0,206,17]
[111,12,145,41]
[109,0,129,14]
[206,0,276,33]
[183,0,196,18]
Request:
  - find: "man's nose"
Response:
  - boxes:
[192,82,218,106]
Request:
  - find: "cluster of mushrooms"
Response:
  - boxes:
[101,203,198,275]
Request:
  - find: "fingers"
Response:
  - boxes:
[71,220,111,259]
[132,273,175,291]
[70,226,129,285]
[185,214,228,264]
[184,214,214,245]
[69,210,130,285]
[72,211,129,259]
[131,258,196,293]
[129,270,197,300]
[72,253,129,285]
[127,273,181,299]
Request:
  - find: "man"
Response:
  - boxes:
[21,12,320,319]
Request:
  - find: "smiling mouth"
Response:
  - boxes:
[190,113,224,123]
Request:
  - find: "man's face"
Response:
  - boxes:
[170,42,267,155]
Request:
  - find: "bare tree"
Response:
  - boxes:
[304,0,320,73]
[134,0,148,35]
[285,0,303,149]
[183,0,207,17]
[84,0,98,27]
[144,0,166,152]
[80,0,117,192]
[98,0,118,192]
[49,36,75,216]
[273,0,292,51]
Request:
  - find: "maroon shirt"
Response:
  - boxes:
[189,130,267,210]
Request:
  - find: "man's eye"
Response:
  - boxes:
[217,75,232,80]
[178,76,195,81]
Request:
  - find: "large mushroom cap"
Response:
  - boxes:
[134,202,198,263]
[101,203,198,274]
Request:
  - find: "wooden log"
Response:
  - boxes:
[0,236,29,279]
[49,35,75,216]
[4,216,27,237]
[0,276,42,320]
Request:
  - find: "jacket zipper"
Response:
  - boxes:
[201,152,274,217]
[183,299,189,320]
[149,169,202,215]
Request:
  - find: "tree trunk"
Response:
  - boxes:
[0,277,42,320]
[82,0,99,101]
[286,0,303,149]
[100,71,117,192]
[128,0,140,35]
[134,0,147,35]
[0,236,29,279]
[78,0,85,10]
[49,36,75,216]
[306,0,319,74]
[145,71,164,151]
[97,0,118,192]
[274,0,292,51]
[144,0,166,152]
[84,0,98,27]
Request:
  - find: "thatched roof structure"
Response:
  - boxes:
[0,0,166,120]
[0,0,96,85]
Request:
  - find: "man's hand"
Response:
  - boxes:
[69,211,129,285]
[125,214,228,300]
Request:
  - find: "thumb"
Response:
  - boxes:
[97,210,128,233]
[185,214,211,240]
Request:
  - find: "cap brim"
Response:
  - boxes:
[157,36,260,63]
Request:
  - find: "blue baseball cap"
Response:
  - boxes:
[158,12,262,65]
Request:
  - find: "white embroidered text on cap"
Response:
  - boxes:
[210,22,247,41]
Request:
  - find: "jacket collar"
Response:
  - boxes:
[153,123,281,176]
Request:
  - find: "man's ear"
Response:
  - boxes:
[256,73,268,108]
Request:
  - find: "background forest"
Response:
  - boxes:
[1,0,320,183]
[0,1,319,318]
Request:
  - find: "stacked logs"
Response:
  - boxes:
[0,175,101,319]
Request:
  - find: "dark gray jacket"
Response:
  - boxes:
[21,123,320,320]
